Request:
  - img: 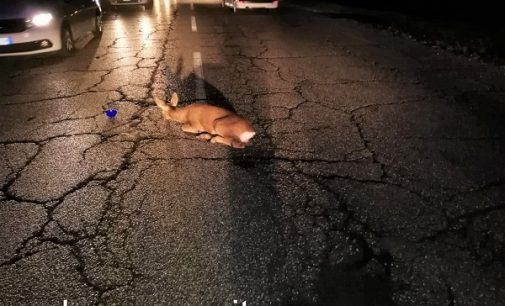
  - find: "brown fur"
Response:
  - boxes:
[154,93,256,148]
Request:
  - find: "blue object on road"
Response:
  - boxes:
[105,109,118,119]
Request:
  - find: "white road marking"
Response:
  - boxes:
[191,16,197,32]
[193,52,206,100]
[190,2,194,10]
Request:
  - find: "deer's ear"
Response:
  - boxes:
[170,92,179,107]
[154,97,169,110]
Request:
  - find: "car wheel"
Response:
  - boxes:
[59,26,75,56]
[144,0,154,9]
[93,14,103,37]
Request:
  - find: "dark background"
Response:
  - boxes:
[321,0,500,22]
[289,0,505,63]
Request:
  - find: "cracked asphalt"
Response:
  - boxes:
[1,0,504,305]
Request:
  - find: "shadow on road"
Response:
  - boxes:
[158,55,294,304]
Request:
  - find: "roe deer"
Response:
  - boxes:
[154,92,256,148]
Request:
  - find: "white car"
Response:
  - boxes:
[0,0,102,57]
[222,0,279,13]
[108,0,154,10]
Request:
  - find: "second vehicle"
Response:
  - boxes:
[222,0,279,13]
[108,0,154,10]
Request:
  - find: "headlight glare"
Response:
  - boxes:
[32,13,53,27]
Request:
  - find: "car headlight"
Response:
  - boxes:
[31,13,53,27]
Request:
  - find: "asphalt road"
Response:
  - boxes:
[1,1,504,305]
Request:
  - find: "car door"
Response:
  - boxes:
[60,0,85,39]
[78,0,98,34]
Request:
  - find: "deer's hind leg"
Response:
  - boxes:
[209,135,233,147]
[210,136,245,148]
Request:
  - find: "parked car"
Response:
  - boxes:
[0,0,102,57]
[222,0,279,13]
[108,0,154,10]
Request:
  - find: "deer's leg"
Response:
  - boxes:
[210,136,245,148]
[210,135,233,147]
[196,133,213,141]
[181,123,199,134]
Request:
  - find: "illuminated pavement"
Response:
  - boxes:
[1,0,504,305]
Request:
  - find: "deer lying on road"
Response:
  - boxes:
[154,92,256,149]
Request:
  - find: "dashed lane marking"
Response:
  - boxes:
[193,52,206,100]
[191,16,197,32]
